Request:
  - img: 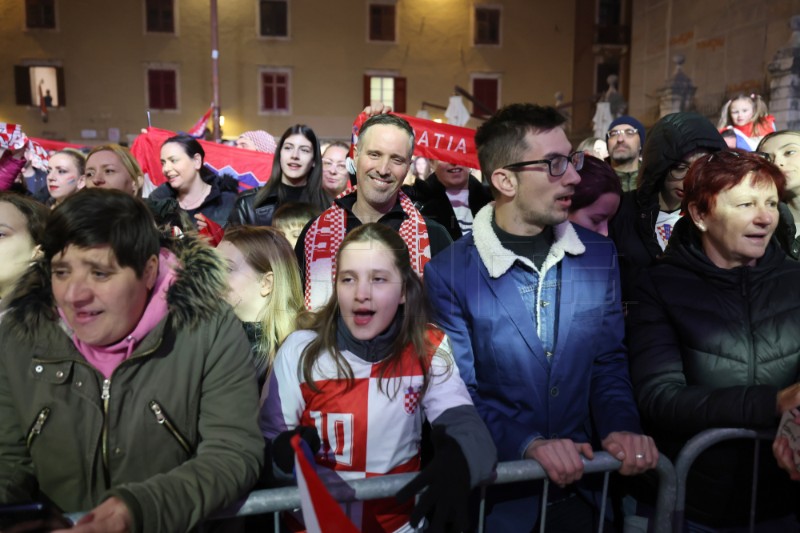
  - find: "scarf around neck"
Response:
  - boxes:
[302,188,431,310]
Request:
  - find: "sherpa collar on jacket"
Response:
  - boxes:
[471,203,585,278]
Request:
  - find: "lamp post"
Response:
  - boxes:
[210,0,221,142]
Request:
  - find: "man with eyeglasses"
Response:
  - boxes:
[608,112,726,299]
[607,115,646,192]
[425,103,658,531]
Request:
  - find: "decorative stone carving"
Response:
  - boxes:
[657,54,697,117]
[768,15,800,130]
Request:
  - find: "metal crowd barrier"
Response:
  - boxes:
[671,428,776,533]
[66,452,676,532]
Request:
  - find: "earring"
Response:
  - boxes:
[697,223,706,232]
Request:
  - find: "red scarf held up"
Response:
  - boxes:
[350,113,479,169]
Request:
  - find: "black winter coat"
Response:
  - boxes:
[226,188,279,227]
[149,172,239,228]
[627,216,800,527]
[609,112,726,298]
[412,173,491,241]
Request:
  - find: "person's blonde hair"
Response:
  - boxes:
[717,93,771,136]
[221,226,303,373]
[86,144,144,197]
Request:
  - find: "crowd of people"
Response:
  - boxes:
[0,96,798,533]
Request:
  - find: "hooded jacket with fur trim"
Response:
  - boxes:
[0,235,263,533]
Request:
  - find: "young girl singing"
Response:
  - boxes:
[717,93,776,151]
[259,223,495,533]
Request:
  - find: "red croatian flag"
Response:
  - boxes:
[291,434,359,533]
[351,112,479,169]
[130,127,274,192]
[187,104,214,138]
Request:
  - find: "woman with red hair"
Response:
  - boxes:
[627,150,800,530]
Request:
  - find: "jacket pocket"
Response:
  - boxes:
[26,407,51,450]
[149,400,193,456]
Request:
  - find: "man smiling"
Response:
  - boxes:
[296,114,451,310]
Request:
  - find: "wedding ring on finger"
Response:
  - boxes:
[634,453,645,460]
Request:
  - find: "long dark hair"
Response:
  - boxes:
[254,124,329,211]
[297,223,439,397]
[161,134,216,184]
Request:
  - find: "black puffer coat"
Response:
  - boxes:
[609,113,726,297]
[627,216,800,527]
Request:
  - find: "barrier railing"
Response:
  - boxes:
[66,452,676,532]
[671,428,776,533]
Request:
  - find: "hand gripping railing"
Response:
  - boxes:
[671,428,775,533]
[64,452,676,532]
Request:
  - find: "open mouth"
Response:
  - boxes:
[353,309,375,326]
[556,193,573,205]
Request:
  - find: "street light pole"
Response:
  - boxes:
[210,0,221,142]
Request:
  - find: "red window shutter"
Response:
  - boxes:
[148,70,177,110]
[262,74,273,110]
[163,70,176,109]
[472,78,498,114]
[148,71,161,108]
[276,86,287,110]
[394,76,406,113]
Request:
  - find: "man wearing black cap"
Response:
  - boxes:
[607,115,646,192]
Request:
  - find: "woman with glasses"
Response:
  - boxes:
[227,124,331,227]
[627,150,800,530]
[320,141,351,198]
[608,112,727,298]
[758,130,800,259]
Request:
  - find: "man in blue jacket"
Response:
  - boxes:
[424,103,658,531]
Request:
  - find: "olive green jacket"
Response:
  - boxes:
[0,237,263,533]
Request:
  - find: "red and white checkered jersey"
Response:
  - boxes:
[266,326,473,533]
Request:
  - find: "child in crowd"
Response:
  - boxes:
[717,93,776,150]
[217,225,303,390]
[271,201,321,249]
[259,223,495,533]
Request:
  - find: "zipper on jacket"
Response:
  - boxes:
[741,270,756,384]
[101,378,111,486]
[26,407,51,449]
[149,400,193,455]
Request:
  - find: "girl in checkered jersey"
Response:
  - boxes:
[259,223,496,533]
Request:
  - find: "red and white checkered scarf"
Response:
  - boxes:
[303,188,431,310]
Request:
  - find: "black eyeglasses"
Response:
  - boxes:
[503,151,584,177]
